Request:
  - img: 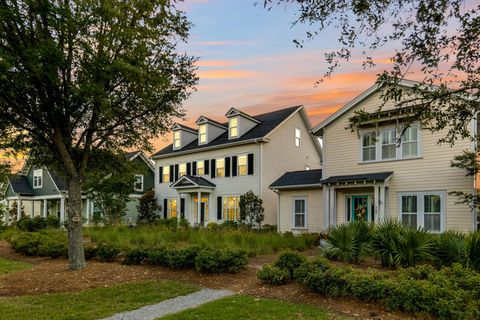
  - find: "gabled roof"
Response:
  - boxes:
[7,175,34,195]
[125,151,155,172]
[311,79,423,135]
[270,169,323,189]
[170,175,216,188]
[152,106,302,159]
[195,116,227,129]
[172,123,198,134]
[322,172,393,185]
[225,107,261,123]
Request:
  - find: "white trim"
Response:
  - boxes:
[32,169,43,189]
[270,183,323,190]
[134,174,144,192]
[237,154,248,176]
[198,123,208,145]
[292,196,308,229]
[195,116,228,129]
[228,116,239,139]
[173,130,182,150]
[294,127,301,148]
[171,123,198,134]
[397,191,446,232]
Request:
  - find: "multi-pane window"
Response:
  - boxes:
[167,198,177,218]
[238,155,248,176]
[33,169,43,188]
[381,129,396,160]
[216,158,225,177]
[293,198,307,228]
[295,128,301,147]
[362,133,376,161]
[179,163,187,177]
[229,117,238,138]
[134,174,143,192]
[163,166,170,182]
[402,125,419,158]
[173,131,181,148]
[222,196,240,220]
[197,160,205,175]
[400,192,444,232]
[199,124,207,144]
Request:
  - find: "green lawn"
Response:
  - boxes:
[0,257,32,276]
[160,295,342,320]
[0,280,198,320]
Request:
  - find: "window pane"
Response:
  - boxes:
[362,134,376,161]
[424,195,441,213]
[401,196,417,213]
[179,163,186,176]
[197,161,204,175]
[402,141,418,157]
[382,145,396,159]
[294,199,305,213]
[424,214,441,232]
[402,214,417,228]
[363,146,376,161]
[404,126,418,142]
[295,214,305,228]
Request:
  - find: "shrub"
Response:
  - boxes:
[468,231,480,271]
[178,218,190,229]
[136,190,160,225]
[257,264,290,285]
[220,220,238,230]
[434,230,469,267]
[167,246,201,269]
[273,249,306,276]
[122,248,148,265]
[147,247,171,266]
[156,218,178,229]
[45,215,61,228]
[325,221,372,263]
[16,216,60,232]
[194,248,248,274]
[84,246,98,260]
[293,257,331,283]
[393,227,434,267]
[206,222,221,231]
[372,219,403,267]
[9,229,67,258]
[97,244,120,262]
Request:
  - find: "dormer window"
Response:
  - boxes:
[229,117,238,138]
[33,169,43,188]
[173,131,181,149]
[199,124,207,144]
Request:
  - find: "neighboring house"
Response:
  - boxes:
[1,151,154,224]
[151,106,322,226]
[271,80,476,233]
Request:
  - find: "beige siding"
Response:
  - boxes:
[323,91,475,232]
[278,189,323,233]
[261,111,322,225]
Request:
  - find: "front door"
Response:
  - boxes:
[351,195,370,222]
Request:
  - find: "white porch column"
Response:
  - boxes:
[60,197,65,224]
[31,200,35,218]
[43,199,48,217]
[379,186,387,221]
[197,191,201,225]
[329,188,337,226]
[374,186,380,223]
[323,187,330,228]
[5,200,9,225]
[17,197,21,220]
[86,198,91,224]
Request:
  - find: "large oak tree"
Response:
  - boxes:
[0,0,198,269]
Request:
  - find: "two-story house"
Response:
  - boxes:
[1,151,154,224]
[271,80,476,233]
[151,106,322,226]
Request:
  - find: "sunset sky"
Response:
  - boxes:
[151,0,404,149]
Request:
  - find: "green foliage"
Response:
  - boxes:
[325,221,372,263]
[9,229,67,258]
[257,264,291,285]
[97,245,121,262]
[122,248,148,265]
[83,246,98,260]
[434,230,469,267]
[167,245,201,269]
[293,258,331,283]
[372,219,403,267]
[194,248,248,274]
[0,203,6,233]
[468,231,480,271]
[155,218,178,229]
[239,190,265,228]
[273,250,306,276]
[147,247,171,266]
[16,216,61,232]
[392,227,434,267]
[136,190,160,225]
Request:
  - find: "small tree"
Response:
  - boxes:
[0,203,6,232]
[239,190,265,229]
[137,190,160,225]
[8,200,25,225]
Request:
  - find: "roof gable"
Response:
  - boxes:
[225,107,261,123]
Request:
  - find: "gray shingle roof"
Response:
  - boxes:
[49,172,68,191]
[322,172,393,184]
[270,169,323,188]
[8,175,34,195]
[153,106,301,158]
[171,175,216,188]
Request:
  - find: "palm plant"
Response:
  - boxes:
[325,221,372,264]
[434,230,468,267]
[372,219,403,268]
[467,231,480,271]
[394,226,434,267]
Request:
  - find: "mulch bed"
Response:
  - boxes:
[0,241,413,320]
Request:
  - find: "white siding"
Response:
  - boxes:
[278,189,323,233]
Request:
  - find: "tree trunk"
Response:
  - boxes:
[67,176,86,270]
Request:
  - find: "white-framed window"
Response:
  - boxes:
[399,191,444,232]
[222,195,240,220]
[134,174,144,192]
[229,117,238,138]
[216,158,225,178]
[163,166,170,183]
[179,163,187,177]
[237,154,248,176]
[199,124,207,144]
[295,128,301,147]
[293,197,307,229]
[167,198,177,218]
[173,131,181,149]
[361,133,376,161]
[402,125,419,158]
[33,169,43,188]
[381,128,396,160]
[197,160,205,175]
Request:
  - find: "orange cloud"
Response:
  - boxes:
[191,40,257,47]
[195,60,237,67]
[197,69,258,79]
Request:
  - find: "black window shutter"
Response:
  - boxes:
[180,198,185,219]
[204,160,209,175]
[169,165,174,182]
[159,167,163,183]
[163,199,168,219]
[225,157,231,177]
[217,196,223,220]
[232,156,238,176]
[192,161,197,175]
[211,159,216,178]
[247,153,254,175]
[186,162,191,176]
[174,164,179,181]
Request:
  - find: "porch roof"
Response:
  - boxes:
[7,175,34,196]
[322,171,393,185]
[170,175,216,189]
[270,169,323,189]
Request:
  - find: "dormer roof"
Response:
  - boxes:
[171,123,198,134]
[195,116,228,129]
[225,107,261,124]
